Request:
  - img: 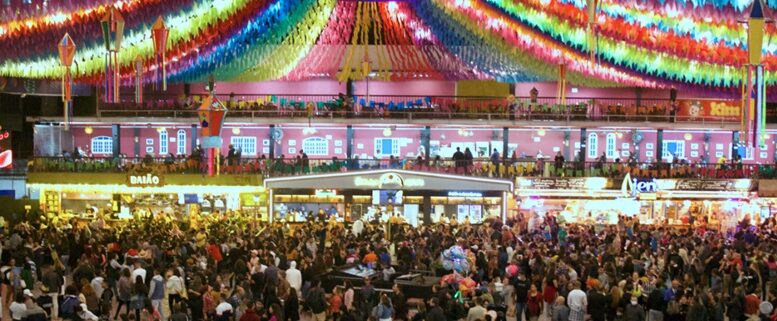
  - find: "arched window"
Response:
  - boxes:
[91,136,113,155]
[606,133,617,159]
[159,130,168,155]
[303,137,329,156]
[177,130,187,155]
[587,133,598,159]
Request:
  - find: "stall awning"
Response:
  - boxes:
[264,170,514,192]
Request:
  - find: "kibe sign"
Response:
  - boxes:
[621,173,658,197]
[677,100,740,121]
[127,172,164,187]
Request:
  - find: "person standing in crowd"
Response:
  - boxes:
[568,281,588,321]
[306,280,328,321]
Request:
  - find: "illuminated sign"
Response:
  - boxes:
[354,173,424,188]
[126,173,164,187]
[315,189,337,197]
[621,173,658,197]
[448,191,483,198]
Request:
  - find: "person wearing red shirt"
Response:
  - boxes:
[240,301,262,321]
[207,240,223,264]
[744,292,761,316]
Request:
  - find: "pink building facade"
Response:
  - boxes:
[41,121,775,165]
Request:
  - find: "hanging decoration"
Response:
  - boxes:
[7,0,777,93]
[100,8,125,103]
[151,16,169,91]
[741,0,769,147]
[57,33,76,131]
[586,0,598,65]
[134,56,143,104]
[558,64,568,104]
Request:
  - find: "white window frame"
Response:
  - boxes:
[374,138,400,157]
[159,130,168,155]
[662,140,685,160]
[230,136,257,156]
[730,143,754,160]
[177,130,187,155]
[605,133,617,159]
[302,137,329,156]
[91,136,113,155]
[587,133,598,159]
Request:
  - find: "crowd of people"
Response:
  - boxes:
[1,209,777,321]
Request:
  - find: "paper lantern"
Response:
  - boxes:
[58,33,76,131]
[151,17,170,91]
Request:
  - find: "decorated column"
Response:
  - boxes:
[58,34,76,131]
[100,8,125,103]
[197,94,228,177]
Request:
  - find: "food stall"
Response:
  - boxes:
[28,172,266,220]
[515,176,755,228]
[264,169,514,225]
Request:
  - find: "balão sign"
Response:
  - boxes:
[127,173,163,187]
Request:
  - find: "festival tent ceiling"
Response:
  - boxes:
[0,0,776,92]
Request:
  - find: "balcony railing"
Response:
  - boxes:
[92,94,721,124]
[28,156,776,180]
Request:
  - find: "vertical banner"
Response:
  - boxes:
[755,65,765,147]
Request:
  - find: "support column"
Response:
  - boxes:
[269,124,276,159]
[346,125,354,159]
[422,126,431,159]
[579,128,587,162]
[133,127,140,157]
[732,131,740,159]
[111,124,121,158]
[190,124,198,153]
[502,127,509,160]
[564,129,572,161]
[656,129,664,162]
[344,194,354,220]
[423,195,432,225]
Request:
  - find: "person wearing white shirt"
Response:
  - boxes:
[215,297,233,316]
[90,276,105,299]
[166,269,186,314]
[285,261,303,292]
[131,261,147,284]
[352,219,364,237]
[77,303,99,321]
[9,294,27,321]
[567,281,588,321]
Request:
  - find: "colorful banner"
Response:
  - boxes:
[677,99,741,121]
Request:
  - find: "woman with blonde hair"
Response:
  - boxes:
[81,283,100,316]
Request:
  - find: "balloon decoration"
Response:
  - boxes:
[100,8,124,103]
[151,17,170,91]
[440,245,472,274]
[57,33,75,131]
[5,0,777,92]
